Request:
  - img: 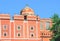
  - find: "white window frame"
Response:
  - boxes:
[3,32,8,37]
[40,22,43,30]
[3,25,8,30]
[17,32,21,37]
[17,25,21,30]
[30,33,35,38]
[30,26,34,31]
[46,22,50,30]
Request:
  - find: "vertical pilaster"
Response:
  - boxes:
[14,21,15,38]
[36,21,38,38]
[0,20,1,38]
[23,21,25,38]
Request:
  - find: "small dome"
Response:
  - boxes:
[22,6,33,12]
[20,6,34,15]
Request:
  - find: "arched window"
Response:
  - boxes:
[30,33,34,37]
[17,33,21,37]
[3,25,8,30]
[3,32,7,37]
[17,25,21,30]
[30,26,34,31]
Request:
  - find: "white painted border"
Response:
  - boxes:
[17,32,21,37]
[28,18,36,20]
[30,26,34,31]
[3,32,8,37]
[0,38,41,40]
[30,33,35,38]
[0,20,1,38]
[14,21,15,38]
[3,25,8,30]
[10,21,11,38]
[10,20,14,22]
[23,21,25,38]
[0,17,10,18]
[36,21,38,38]
[27,21,29,38]
[17,25,21,30]
[40,22,43,30]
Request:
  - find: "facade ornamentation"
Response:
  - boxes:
[0,6,52,41]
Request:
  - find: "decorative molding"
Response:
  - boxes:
[10,20,14,22]
[0,20,1,38]
[0,38,41,40]
[10,21,11,38]
[36,21,38,38]
[14,21,15,38]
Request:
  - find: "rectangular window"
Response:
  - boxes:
[24,15,27,20]
[46,22,50,30]
[40,22,43,30]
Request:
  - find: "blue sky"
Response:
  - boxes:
[0,0,60,18]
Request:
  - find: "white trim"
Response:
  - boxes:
[10,20,14,22]
[46,22,50,30]
[14,14,20,16]
[30,33,34,37]
[14,21,15,38]
[0,17,10,18]
[10,21,11,38]
[27,21,29,38]
[40,22,43,30]
[17,32,21,37]
[17,25,21,30]
[3,25,8,30]
[0,20,1,38]
[22,12,34,15]
[36,21,38,38]
[3,32,8,37]
[23,21,25,38]
[24,20,27,23]
[30,26,34,31]
[0,14,9,15]
[0,38,41,40]
[28,18,36,20]
[14,18,24,19]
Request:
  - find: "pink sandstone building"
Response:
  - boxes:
[0,6,52,41]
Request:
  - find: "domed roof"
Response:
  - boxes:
[20,6,34,15]
[22,6,33,12]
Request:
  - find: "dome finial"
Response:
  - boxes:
[25,4,29,8]
[20,4,34,15]
[26,4,29,7]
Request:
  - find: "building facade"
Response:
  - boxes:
[0,6,52,41]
